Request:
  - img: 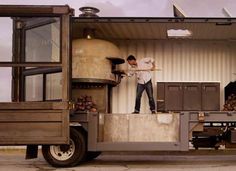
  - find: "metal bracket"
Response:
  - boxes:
[16,21,24,29]
[198,112,205,122]
[68,101,75,110]
[227,112,233,116]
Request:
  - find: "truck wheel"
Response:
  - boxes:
[42,128,86,167]
[86,151,101,161]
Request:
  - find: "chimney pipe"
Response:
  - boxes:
[79,6,100,17]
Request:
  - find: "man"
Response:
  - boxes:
[126,55,156,114]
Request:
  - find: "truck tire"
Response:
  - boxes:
[86,151,101,161]
[42,128,86,167]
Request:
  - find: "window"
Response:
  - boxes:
[23,17,62,102]
[0,18,12,102]
[25,18,60,62]
[0,18,12,62]
[24,71,62,102]
[25,74,43,101]
[46,72,62,100]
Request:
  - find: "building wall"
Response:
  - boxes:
[112,39,236,113]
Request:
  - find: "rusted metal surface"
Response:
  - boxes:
[0,102,70,110]
[72,19,236,40]
[0,62,62,67]
[0,5,73,17]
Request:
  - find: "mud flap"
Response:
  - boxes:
[26,145,38,159]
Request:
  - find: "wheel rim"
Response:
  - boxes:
[49,139,76,161]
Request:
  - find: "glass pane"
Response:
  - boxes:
[46,72,62,100]
[25,74,43,101]
[0,68,12,102]
[25,17,60,62]
[0,18,12,62]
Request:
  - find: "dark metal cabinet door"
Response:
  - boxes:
[165,83,183,111]
[156,82,165,111]
[183,83,201,111]
[201,83,220,111]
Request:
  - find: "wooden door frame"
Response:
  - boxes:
[0,5,74,145]
[0,5,73,102]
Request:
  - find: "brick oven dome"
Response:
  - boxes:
[72,38,122,82]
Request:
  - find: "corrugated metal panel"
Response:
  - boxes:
[112,40,236,113]
[73,22,236,40]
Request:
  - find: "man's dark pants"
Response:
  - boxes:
[134,80,155,112]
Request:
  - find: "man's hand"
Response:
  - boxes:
[151,61,156,71]
[119,70,128,76]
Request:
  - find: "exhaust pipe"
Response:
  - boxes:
[79,6,100,17]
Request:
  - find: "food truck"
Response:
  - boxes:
[0,4,236,167]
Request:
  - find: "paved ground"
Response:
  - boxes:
[1,150,236,171]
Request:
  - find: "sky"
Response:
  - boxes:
[0,0,236,17]
[0,0,236,101]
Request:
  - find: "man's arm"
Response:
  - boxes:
[151,61,155,71]
[146,57,155,71]
[126,70,136,77]
[119,69,135,77]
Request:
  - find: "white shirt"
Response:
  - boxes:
[128,57,154,84]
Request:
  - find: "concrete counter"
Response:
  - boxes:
[99,113,180,142]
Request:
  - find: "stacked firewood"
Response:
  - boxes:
[223,94,236,111]
[75,95,97,112]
